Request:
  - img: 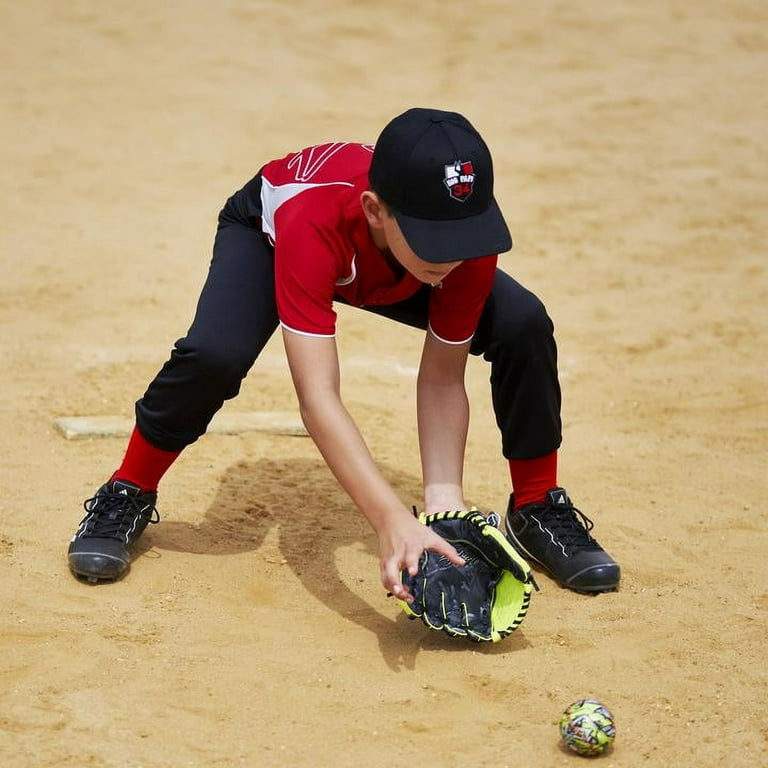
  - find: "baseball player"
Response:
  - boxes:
[68,107,620,600]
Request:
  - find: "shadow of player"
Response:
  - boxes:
[146,456,529,667]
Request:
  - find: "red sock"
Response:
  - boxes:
[111,426,181,492]
[508,451,558,510]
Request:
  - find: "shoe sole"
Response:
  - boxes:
[68,552,128,584]
[74,572,117,584]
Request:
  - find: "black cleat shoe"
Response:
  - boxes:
[504,487,620,593]
[68,479,159,583]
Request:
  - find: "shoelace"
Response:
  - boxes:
[81,491,160,539]
[535,500,600,552]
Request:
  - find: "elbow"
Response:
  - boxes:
[293,386,341,431]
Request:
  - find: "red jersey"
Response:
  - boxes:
[259,142,498,343]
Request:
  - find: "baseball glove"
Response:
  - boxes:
[398,509,537,642]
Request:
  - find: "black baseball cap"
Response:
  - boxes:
[369,107,512,264]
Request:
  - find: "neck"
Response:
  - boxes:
[368,224,405,276]
[381,247,405,276]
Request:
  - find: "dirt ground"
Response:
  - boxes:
[1,1,766,766]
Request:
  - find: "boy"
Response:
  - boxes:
[68,107,620,600]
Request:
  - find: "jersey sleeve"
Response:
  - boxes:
[272,192,349,337]
[262,143,370,337]
[428,255,498,344]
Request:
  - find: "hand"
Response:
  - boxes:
[396,510,536,642]
[377,512,465,602]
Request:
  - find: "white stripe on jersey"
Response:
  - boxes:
[279,320,335,338]
[335,254,356,286]
[428,324,474,345]
[259,177,353,241]
[286,142,359,180]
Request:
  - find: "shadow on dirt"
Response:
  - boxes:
[145,457,530,667]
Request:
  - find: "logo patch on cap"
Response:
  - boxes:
[443,160,475,202]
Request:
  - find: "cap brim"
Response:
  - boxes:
[392,198,512,264]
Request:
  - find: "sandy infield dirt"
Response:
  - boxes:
[2,2,766,766]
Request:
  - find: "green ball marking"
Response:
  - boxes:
[559,699,616,756]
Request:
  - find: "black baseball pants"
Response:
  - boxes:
[135,175,562,459]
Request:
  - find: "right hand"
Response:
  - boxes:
[377,512,465,603]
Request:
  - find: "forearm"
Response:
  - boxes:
[417,373,469,513]
[282,328,464,599]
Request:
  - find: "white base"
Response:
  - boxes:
[54,412,308,440]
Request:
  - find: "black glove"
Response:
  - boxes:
[398,509,536,642]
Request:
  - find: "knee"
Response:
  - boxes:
[176,336,258,383]
[474,287,556,366]
[494,290,554,347]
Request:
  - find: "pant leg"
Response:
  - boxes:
[471,269,562,459]
[358,269,562,460]
[135,184,278,451]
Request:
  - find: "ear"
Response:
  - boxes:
[360,191,388,228]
